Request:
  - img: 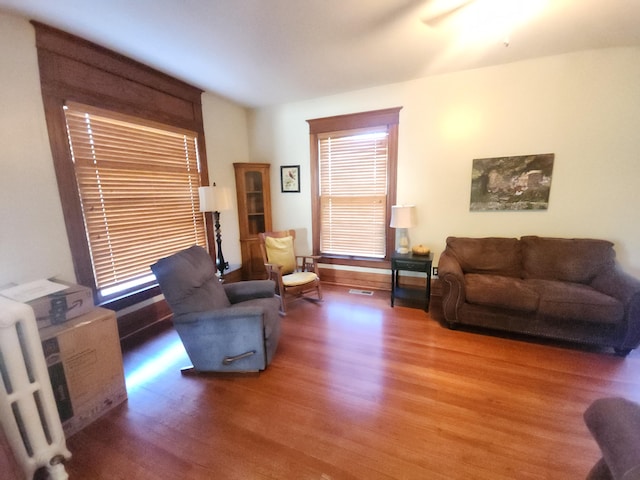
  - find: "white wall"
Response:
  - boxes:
[201,92,250,269]
[0,14,75,286]
[249,47,640,276]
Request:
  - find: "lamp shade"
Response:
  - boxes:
[390,205,417,228]
[199,185,232,212]
[198,186,216,212]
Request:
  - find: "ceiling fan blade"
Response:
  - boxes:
[421,0,475,27]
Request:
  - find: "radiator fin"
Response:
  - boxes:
[0,297,71,479]
[16,321,36,383]
[0,348,13,394]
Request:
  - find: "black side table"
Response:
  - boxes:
[391,252,433,311]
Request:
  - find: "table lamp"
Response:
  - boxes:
[390,205,416,254]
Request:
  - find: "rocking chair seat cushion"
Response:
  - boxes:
[265,235,296,274]
[283,271,318,287]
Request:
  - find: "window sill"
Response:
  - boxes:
[319,255,390,270]
[99,284,162,311]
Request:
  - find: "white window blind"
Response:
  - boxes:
[319,128,389,258]
[64,102,206,299]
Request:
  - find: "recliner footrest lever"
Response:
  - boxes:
[222,350,256,365]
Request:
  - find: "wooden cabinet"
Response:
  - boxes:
[234,163,272,280]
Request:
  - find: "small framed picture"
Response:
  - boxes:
[281,165,300,193]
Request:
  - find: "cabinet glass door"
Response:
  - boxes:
[245,171,265,235]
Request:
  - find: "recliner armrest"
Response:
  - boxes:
[172,306,270,372]
[224,280,276,304]
[584,397,640,480]
[173,305,266,325]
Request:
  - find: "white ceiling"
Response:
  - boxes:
[1,0,640,108]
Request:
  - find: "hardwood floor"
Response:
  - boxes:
[63,285,640,479]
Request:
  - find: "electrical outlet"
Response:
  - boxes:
[432,266,438,276]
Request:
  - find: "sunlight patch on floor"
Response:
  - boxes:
[125,338,187,391]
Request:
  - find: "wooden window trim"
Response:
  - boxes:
[308,107,401,267]
[33,22,214,311]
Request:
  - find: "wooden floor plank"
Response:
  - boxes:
[60,285,640,479]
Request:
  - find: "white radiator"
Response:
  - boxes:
[0,297,71,480]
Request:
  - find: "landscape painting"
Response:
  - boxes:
[470,153,554,211]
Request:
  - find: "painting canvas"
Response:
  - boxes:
[470,153,554,211]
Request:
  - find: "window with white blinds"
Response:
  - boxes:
[308,107,400,263]
[64,102,206,300]
[318,129,389,258]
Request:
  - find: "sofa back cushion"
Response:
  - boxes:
[445,237,522,277]
[521,236,615,284]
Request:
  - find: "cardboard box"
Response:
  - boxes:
[39,307,127,437]
[0,279,94,328]
[30,281,94,328]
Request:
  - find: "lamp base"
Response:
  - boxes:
[395,228,411,255]
[213,211,229,279]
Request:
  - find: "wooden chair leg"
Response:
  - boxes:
[277,293,286,315]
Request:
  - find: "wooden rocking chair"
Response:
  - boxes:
[258,230,323,314]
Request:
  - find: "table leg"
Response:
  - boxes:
[391,268,396,307]
[425,271,431,312]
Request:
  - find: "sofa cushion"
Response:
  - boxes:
[446,237,522,277]
[465,274,539,312]
[522,236,615,284]
[527,279,624,325]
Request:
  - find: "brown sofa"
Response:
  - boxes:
[438,236,640,355]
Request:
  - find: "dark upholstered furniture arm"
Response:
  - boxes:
[224,280,276,304]
[592,267,640,306]
[584,397,640,480]
[591,268,640,349]
[174,305,266,325]
[172,306,269,372]
[438,250,466,324]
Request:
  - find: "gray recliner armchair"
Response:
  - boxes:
[584,397,640,480]
[151,245,281,373]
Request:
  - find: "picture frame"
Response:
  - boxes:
[281,165,300,193]
[470,153,554,211]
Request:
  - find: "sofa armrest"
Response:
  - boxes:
[592,266,640,305]
[438,250,466,324]
[591,267,640,349]
[224,280,276,304]
[584,397,640,480]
